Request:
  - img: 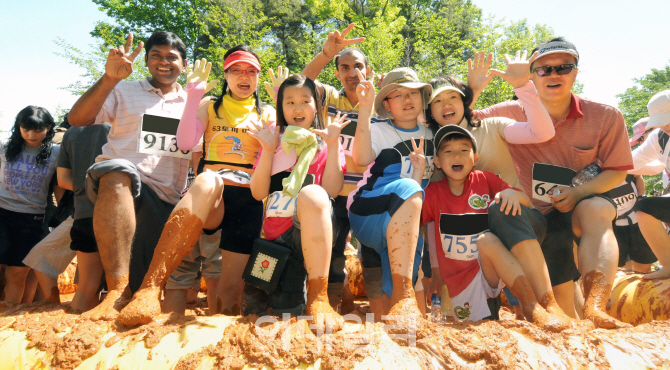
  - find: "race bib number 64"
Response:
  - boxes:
[138,114,191,159]
[531,163,576,203]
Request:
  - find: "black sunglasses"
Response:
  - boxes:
[531,64,576,77]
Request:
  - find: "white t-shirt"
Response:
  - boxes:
[94,78,189,205]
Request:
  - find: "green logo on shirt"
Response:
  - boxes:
[468,194,490,209]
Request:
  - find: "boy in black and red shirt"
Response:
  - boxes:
[421,125,590,331]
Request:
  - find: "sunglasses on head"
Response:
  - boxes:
[531,64,576,77]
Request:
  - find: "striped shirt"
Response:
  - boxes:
[320,83,386,196]
[475,94,633,214]
[94,78,189,205]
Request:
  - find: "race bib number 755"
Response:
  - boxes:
[138,114,191,159]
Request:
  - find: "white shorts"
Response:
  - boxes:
[449,268,502,322]
[23,217,76,279]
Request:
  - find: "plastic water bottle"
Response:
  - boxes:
[431,293,442,323]
[572,163,602,186]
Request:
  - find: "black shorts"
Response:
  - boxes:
[128,182,176,293]
[70,217,98,253]
[614,223,657,266]
[634,195,670,223]
[0,207,45,267]
[204,185,263,254]
[490,194,615,287]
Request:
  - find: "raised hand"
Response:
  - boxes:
[105,33,144,81]
[490,50,538,89]
[314,112,351,146]
[467,51,494,94]
[409,137,427,175]
[247,119,279,150]
[355,69,376,108]
[376,72,387,89]
[322,23,366,59]
[264,66,289,103]
[186,58,219,94]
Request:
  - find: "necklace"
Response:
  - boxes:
[389,119,426,154]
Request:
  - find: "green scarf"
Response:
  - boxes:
[280,126,317,197]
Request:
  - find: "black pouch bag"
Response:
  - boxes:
[243,238,291,293]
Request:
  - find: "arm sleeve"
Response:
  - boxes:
[473,100,527,122]
[176,82,207,151]
[502,82,555,144]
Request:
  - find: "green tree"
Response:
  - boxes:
[616,62,670,194]
[90,0,209,61]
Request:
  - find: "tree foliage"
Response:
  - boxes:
[60,0,565,107]
[616,62,670,194]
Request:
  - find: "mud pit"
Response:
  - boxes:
[0,272,668,369]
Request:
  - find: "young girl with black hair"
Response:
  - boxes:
[118,45,276,326]
[0,106,61,303]
[245,74,348,332]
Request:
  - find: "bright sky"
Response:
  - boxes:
[1,0,669,132]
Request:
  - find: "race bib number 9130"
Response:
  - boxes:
[531,163,576,203]
[138,114,191,159]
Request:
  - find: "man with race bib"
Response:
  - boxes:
[68,31,191,320]
[302,24,384,310]
[471,38,633,328]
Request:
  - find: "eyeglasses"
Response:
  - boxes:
[385,90,420,101]
[531,64,576,77]
[228,68,260,76]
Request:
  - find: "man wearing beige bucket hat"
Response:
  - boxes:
[348,67,434,320]
[629,89,670,280]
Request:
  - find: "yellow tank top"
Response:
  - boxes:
[200,100,276,187]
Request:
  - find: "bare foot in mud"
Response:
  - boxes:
[117,285,162,327]
[541,293,595,332]
[584,309,631,329]
[385,296,426,336]
[307,299,344,334]
[641,267,670,280]
[80,287,131,322]
[583,270,632,329]
[306,277,344,334]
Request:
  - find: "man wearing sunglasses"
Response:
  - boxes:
[470,37,633,329]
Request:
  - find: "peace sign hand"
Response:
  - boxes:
[490,50,538,89]
[355,69,376,109]
[247,120,279,150]
[322,23,366,59]
[105,33,144,81]
[264,66,289,103]
[409,137,426,171]
[467,51,494,94]
[186,58,219,94]
[314,112,351,146]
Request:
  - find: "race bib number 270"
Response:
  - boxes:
[138,114,191,159]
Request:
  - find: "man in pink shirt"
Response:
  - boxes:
[471,38,633,329]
